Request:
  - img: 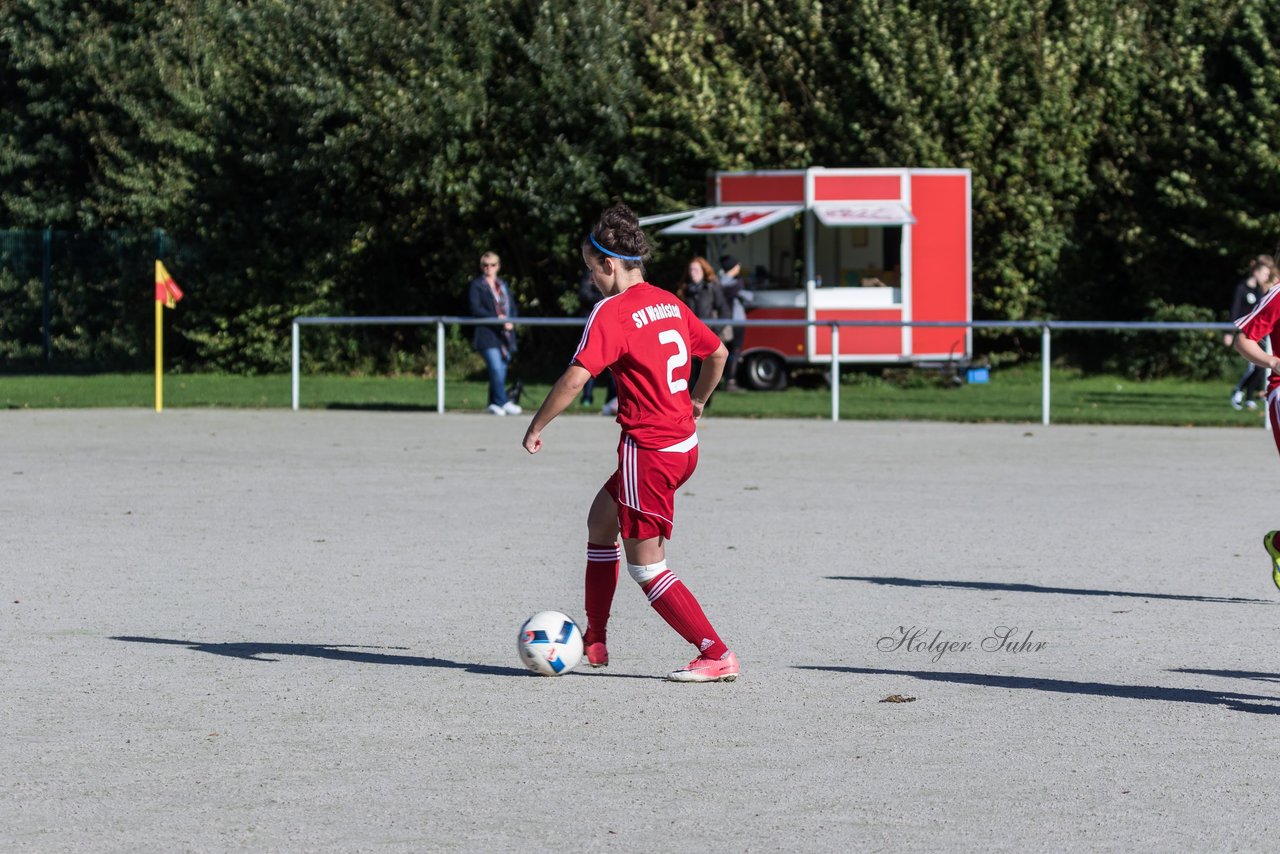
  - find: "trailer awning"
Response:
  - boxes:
[657,205,803,235]
[637,208,709,228]
[813,202,915,227]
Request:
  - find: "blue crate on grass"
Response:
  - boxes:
[966,367,990,384]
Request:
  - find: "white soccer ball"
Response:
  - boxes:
[517,611,584,676]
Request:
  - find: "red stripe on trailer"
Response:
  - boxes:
[718,173,806,204]
[812,310,904,356]
[740,308,807,357]
[909,174,970,356]
[813,174,901,202]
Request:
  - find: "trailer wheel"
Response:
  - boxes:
[743,352,788,391]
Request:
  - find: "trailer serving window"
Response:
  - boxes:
[812,202,914,292]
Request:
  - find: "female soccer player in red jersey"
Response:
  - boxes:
[522,203,739,682]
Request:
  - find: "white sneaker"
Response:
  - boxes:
[1231,390,1244,410]
[601,398,618,416]
[487,404,506,416]
[502,401,523,415]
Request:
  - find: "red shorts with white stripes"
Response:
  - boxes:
[603,434,699,541]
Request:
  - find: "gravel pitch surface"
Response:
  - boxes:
[4,409,1279,852]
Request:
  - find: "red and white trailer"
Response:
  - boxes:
[645,167,971,389]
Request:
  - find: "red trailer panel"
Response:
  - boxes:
[718,172,805,204]
[811,310,904,357]
[812,174,903,202]
[908,173,971,358]
[743,308,806,359]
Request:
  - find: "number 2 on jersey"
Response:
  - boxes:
[658,329,688,394]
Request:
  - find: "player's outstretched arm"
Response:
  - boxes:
[522,363,591,454]
[1233,335,1280,372]
[690,343,728,421]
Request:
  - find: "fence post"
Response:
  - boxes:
[1041,324,1051,426]
[291,322,300,411]
[830,323,840,422]
[41,227,52,364]
[437,320,446,414]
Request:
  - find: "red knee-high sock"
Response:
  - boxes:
[584,542,620,643]
[642,567,729,660]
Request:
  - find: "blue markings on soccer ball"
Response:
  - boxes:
[518,612,583,676]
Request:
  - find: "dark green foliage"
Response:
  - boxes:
[2,0,1279,373]
[1105,300,1238,380]
[0,229,165,369]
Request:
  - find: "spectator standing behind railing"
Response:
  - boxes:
[676,257,730,399]
[1226,255,1278,410]
[468,251,522,416]
[718,254,752,392]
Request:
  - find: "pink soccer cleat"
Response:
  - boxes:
[667,650,739,683]
[584,639,609,668]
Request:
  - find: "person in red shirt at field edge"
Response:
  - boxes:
[1233,280,1280,589]
[521,203,739,683]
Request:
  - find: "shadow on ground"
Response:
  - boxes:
[828,575,1273,605]
[796,665,1280,714]
[110,636,662,679]
[1169,668,1280,685]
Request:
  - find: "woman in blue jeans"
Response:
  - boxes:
[468,251,522,415]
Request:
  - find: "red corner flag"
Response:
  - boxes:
[155,260,184,308]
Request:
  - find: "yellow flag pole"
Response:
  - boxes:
[155,298,163,412]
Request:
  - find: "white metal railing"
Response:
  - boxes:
[291,316,1240,425]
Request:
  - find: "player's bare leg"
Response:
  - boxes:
[583,488,620,666]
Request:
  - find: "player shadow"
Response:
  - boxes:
[796,665,1280,715]
[111,636,664,681]
[827,575,1274,605]
[111,635,533,676]
[1168,668,1280,685]
[111,635,662,680]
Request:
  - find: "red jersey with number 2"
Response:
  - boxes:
[573,282,722,449]
[1236,285,1280,394]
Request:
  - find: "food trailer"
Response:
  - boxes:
[644,167,971,389]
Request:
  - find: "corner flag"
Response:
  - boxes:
[154,260,183,412]
[155,260,184,308]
